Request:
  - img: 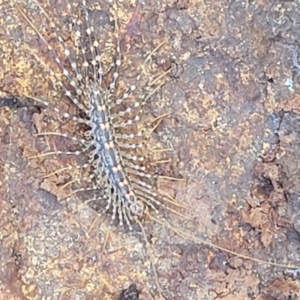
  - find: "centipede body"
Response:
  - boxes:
[14,0,179,232]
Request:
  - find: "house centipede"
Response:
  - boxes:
[14,0,187,298]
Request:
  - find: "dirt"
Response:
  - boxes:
[1,0,300,299]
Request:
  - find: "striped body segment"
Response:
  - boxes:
[88,84,145,227]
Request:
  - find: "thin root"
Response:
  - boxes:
[56,178,80,193]
[152,159,171,164]
[43,166,72,178]
[150,215,300,269]
[158,175,186,182]
[135,218,164,299]
[159,193,189,210]
[28,150,80,159]
[151,148,173,153]
[144,39,167,65]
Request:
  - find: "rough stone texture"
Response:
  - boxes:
[1,0,300,299]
